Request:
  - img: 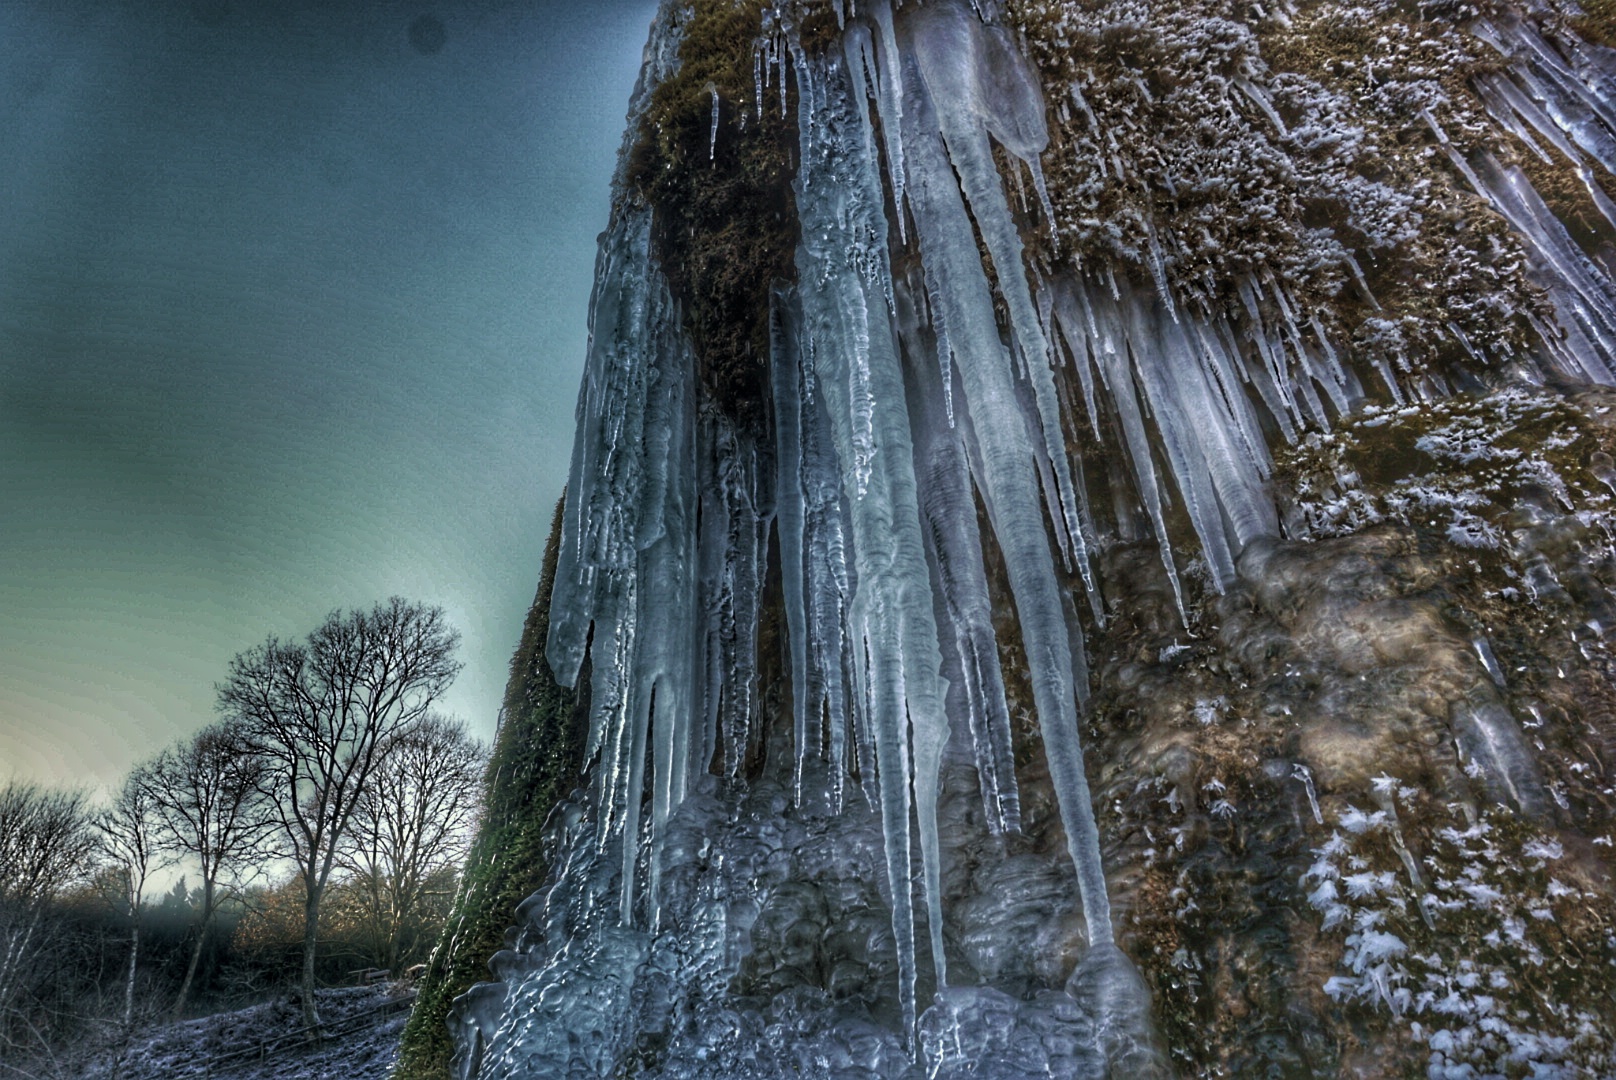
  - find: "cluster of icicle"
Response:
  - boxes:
[455,0,1616,1075]
[542,0,1138,1047]
[1467,12,1616,384]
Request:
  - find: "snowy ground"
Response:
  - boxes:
[82,985,412,1080]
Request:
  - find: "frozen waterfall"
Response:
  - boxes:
[450,0,1616,1076]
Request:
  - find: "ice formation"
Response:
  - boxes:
[450,0,1616,1076]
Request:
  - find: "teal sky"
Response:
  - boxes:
[0,0,656,790]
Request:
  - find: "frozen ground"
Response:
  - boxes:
[82,985,412,1080]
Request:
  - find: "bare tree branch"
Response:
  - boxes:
[0,783,97,1053]
[336,715,485,972]
[218,597,460,1033]
[142,724,271,1021]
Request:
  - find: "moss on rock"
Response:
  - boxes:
[623,0,801,430]
[392,499,589,1080]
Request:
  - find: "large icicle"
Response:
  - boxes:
[776,285,865,813]
[905,2,1095,589]
[894,15,1113,945]
[788,32,952,1037]
[773,288,816,807]
[895,267,1021,835]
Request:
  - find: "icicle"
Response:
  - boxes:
[790,42,952,1038]
[1049,281,1103,440]
[754,28,767,122]
[1080,276,1188,621]
[1478,70,1616,235]
[773,289,814,808]
[1454,150,1616,384]
[899,35,1114,943]
[1070,82,1099,129]
[1293,764,1324,825]
[1119,290,1238,585]
[904,1,1094,591]
[1191,319,1270,483]
[1026,157,1059,252]
[707,81,720,161]
[896,268,1021,834]
[925,261,956,425]
[871,0,909,241]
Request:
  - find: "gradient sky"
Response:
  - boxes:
[0,0,656,791]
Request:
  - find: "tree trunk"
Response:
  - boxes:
[172,880,215,1022]
[300,888,323,1036]
[123,921,139,1032]
[171,924,206,1022]
[0,909,43,1017]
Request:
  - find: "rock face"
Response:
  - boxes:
[448,0,1616,1076]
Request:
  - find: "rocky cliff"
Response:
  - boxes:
[442,0,1616,1075]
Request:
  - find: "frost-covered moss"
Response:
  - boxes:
[1005,0,1546,378]
[1071,381,1616,1075]
[1303,801,1616,1077]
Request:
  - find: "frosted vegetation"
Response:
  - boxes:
[451,0,1616,1075]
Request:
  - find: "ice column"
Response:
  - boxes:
[546,204,702,929]
[788,36,953,1036]
[894,50,1113,941]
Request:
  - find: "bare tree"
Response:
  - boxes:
[218,597,460,1032]
[143,724,269,1021]
[94,770,163,1037]
[0,782,97,1058]
[338,715,484,973]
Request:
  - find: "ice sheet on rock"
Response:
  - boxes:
[630,332,700,930]
[543,206,706,930]
[452,786,654,1080]
[1065,944,1173,1077]
[1451,685,1548,818]
[920,987,1106,1079]
[698,415,770,784]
